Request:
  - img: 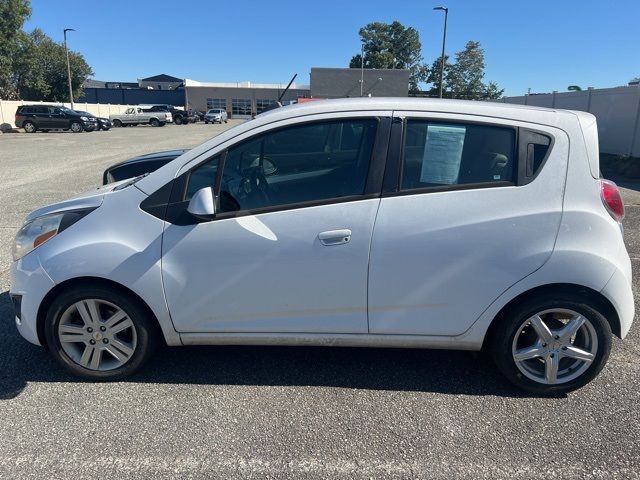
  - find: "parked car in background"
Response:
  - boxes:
[75,111,112,131]
[10,98,633,395]
[15,105,97,133]
[144,105,194,125]
[103,149,189,184]
[109,107,172,127]
[204,108,228,124]
[194,111,206,122]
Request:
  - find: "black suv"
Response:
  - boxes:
[144,105,194,125]
[15,105,97,133]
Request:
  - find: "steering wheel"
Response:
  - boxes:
[247,167,271,204]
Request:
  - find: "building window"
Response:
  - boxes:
[207,98,226,110]
[256,99,276,114]
[232,98,252,116]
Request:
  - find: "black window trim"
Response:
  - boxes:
[516,127,555,186]
[143,116,392,225]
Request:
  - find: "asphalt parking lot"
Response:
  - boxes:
[0,124,639,479]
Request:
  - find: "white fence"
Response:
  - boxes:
[0,100,131,128]
[495,86,640,157]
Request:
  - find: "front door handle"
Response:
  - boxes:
[318,229,351,246]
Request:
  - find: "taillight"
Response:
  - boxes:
[600,179,624,221]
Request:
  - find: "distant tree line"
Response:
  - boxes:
[349,21,503,100]
[0,0,93,101]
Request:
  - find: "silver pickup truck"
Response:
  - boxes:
[109,107,173,127]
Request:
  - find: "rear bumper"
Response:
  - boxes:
[601,265,635,339]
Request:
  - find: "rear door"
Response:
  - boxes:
[368,111,568,336]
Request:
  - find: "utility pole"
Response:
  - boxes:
[434,6,448,99]
[360,43,365,97]
[64,28,75,109]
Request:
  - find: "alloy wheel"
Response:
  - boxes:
[511,308,597,385]
[57,298,137,371]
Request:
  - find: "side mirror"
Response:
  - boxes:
[187,187,216,220]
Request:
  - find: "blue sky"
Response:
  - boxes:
[25,0,639,96]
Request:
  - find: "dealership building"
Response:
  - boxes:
[82,68,410,119]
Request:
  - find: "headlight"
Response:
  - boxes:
[12,209,95,261]
[80,116,89,121]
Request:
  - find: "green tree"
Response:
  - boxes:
[15,28,93,101]
[446,41,503,100]
[349,21,428,92]
[425,54,453,98]
[0,0,31,99]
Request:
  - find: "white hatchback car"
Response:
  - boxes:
[10,98,633,394]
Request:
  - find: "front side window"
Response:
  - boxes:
[185,155,220,200]
[401,120,516,190]
[211,119,377,213]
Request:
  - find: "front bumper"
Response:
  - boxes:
[9,254,56,346]
[82,120,98,131]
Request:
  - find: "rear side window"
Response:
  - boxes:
[401,120,516,190]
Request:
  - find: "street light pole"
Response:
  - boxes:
[360,43,365,97]
[63,28,75,109]
[434,6,448,99]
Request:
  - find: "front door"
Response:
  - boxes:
[161,114,389,333]
[368,112,568,336]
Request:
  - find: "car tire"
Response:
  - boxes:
[159,122,166,127]
[150,118,160,127]
[23,121,37,133]
[70,121,83,133]
[102,126,110,131]
[204,120,209,124]
[112,119,122,127]
[44,284,160,381]
[490,292,612,396]
[174,116,183,125]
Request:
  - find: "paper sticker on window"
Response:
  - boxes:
[420,124,466,184]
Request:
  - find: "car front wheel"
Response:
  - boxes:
[44,285,159,380]
[70,121,83,133]
[491,292,612,395]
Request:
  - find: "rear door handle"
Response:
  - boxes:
[318,229,352,246]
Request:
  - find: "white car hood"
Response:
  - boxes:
[25,179,133,222]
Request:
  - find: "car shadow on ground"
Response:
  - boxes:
[0,291,539,400]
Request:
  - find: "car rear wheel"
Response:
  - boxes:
[491,293,612,395]
[150,118,160,127]
[112,119,122,127]
[23,121,37,133]
[44,285,159,380]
